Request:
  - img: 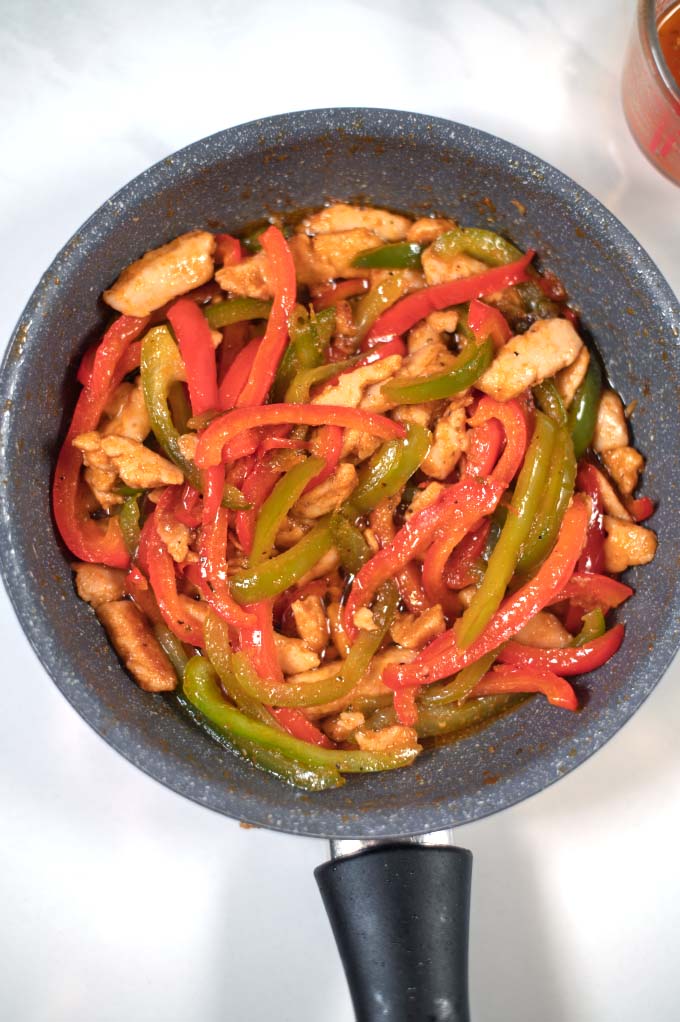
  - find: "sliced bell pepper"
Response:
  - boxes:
[627,495,655,523]
[119,494,141,556]
[575,461,606,574]
[355,272,410,344]
[385,495,590,696]
[236,226,297,407]
[205,297,272,330]
[552,572,633,612]
[443,518,491,590]
[365,250,534,346]
[464,397,529,489]
[284,357,358,405]
[312,278,369,310]
[230,520,334,605]
[347,423,431,515]
[421,651,498,707]
[351,241,422,270]
[514,427,576,576]
[214,233,242,267]
[455,411,557,649]
[274,305,336,401]
[234,459,284,553]
[218,336,261,409]
[138,510,205,647]
[498,624,624,676]
[532,379,567,426]
[175,484,202,527]
[306,424,342,490]
[195,403,405,470]
[197,507,257,629]
[432,227,523,267]
[366,692,523,740]
[140,325,199,484]
[568,356,602,459]
[470,664,578,711]
[369,498,428,614]
[467,298,511,348]
[166,297,218,415]
[88,314,150,400]
[268,707,335,748]
[381,336,493,405]
[249,455,325,565]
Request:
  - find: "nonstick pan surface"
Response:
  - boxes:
[1,108,679,840]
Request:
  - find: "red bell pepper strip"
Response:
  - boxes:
[444,518,491,590]
[166,298,219,415]
[53,373,132,569]
[312,278,369,311]
[237,599,282,680]
[269,708,336,748]
[551,572,633,612]
[306,424,342,491]
[469,664,578,711]
[218,336,261,409]
[175,484,202,528]
[467,298,512,348]
[627,495,655,523]
[369,499,429,615]
[342,477,502,641]
[215,233,242,267]
[195,403,405,470]
[88,315,150,400]
[138,510,205,646]
[202,464,225,525]
[78,333,143,389]
[575,461,606,573]
[384,495,590,697]
[498,624,625,676]
[235,460,284,553]
[218,321,249,385]
[465,397,529,488]
[464,418,505,478]
[236,226,297,407]
[354,336,407,363]
[198,507,257,629]
[364,250,534,345]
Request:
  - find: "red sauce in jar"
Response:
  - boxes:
[659,2,680,89]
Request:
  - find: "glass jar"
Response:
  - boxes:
[622,0,680,184]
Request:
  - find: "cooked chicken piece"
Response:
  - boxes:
[477,318,583,402]
[275,515,310,549]
[515,611,571,649]
[390,604,446,649]
[353,607,378,632]
[555,347,590,408]
[458,584,477,608]
[289,230,386,286]
[340,431,383,463]
[392,401,437,429]
[333,300,357,340]
[592,390,629,452]
[73,563,127,609]
[327,601,351,659]
[293,463,358,518]
[300,203,411,242]
[603,516,657,574]
[422,395,470,480]
[177,432,199,461]
[291,595,328,653]
[407,310,459,353]
[404,481,445,521]
[602,446,645,497]
[406,218,457,245]
[312,355,402,409]
[421,247,487,286]
[304,647,416,719]
[96,600,177,692]
[215,249,271,299]
[323,711,366,743]
[156,513,193,563]
[363,527,381,553]
[73,433,183,500]
[103,230,216,317]
[274,633,320,674]
[398,333,457,379]
[355,725,420,752]
[102,378,151,443]
[297,547,340,586]
[588,464,631,521]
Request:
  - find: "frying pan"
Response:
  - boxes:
[1,108,679,1022]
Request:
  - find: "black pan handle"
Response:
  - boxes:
[315,836,472,1022]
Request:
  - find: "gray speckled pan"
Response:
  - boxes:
[1,108,679,840]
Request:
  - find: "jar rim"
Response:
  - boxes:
[642,0,680,104]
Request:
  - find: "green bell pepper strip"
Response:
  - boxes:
[432,227,523,267]
[329,512,372,574]
[184,653,419,773]
[572,608,606,647]
[351,241,423,270]
[532,379,567,426]
[180,656,342,790]
[203,613,283,728]
[284,357,358,404]
[204,297,272,330]
[140,326,249,510]
[229,520,333,604]
[514,427,576,576]
[568,355,603,459]
[119,494,141,556]
[421,651,498,706]
[381,336,493,405]
[354,272,410,342]
[347,423,431,515]
[249,455,326,565]
[367,693,525,739]
[516,281,560,320]
[273,306,335,401]
[167,380,192,435]
[456,411,558,649]
[153,622,191,679]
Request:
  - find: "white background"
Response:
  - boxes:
[1,1,679,1020]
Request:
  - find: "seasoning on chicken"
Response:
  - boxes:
[477,318,583,401]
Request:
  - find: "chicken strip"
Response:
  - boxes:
[104,230,216,317]
[602,516,657,573]
[73,563,127,609]
[477,318,583,402]
[96,600,177,692]
[592,390,629,452]
[300,203,411,241]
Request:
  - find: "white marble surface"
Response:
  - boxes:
[1,1,679,1020]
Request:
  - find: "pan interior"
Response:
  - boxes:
[1,108,679,839]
